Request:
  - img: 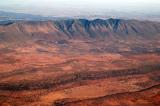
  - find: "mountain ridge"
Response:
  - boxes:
[0,18,160,43]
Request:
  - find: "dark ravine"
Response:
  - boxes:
[54,84,160,106]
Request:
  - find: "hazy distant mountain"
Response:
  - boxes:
[0,11,48,21]
[0,11,160,23]
[0,11,70,22]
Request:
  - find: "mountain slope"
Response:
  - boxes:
[0,19,160,43]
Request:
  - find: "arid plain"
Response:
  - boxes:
[0,19,160,106]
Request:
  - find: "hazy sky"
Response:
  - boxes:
[0,0,160,17]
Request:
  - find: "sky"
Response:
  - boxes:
[0,0,160,17]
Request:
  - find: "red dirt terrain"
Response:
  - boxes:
[0,19,160,106]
